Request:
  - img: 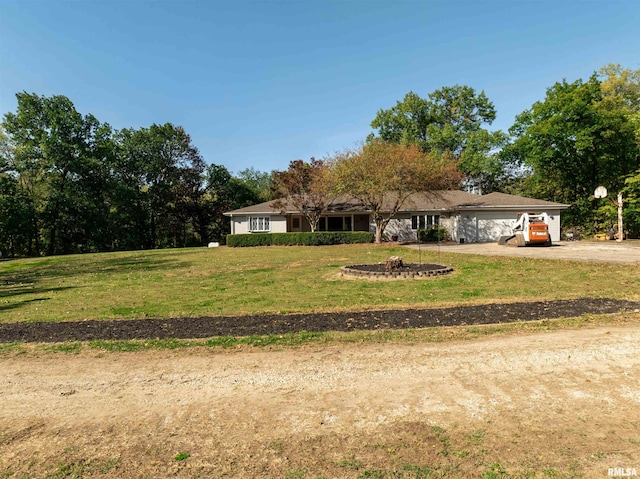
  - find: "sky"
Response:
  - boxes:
[1,0,639,175]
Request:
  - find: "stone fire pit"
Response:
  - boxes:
[341,256,453,279]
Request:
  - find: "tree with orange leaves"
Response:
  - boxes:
[330,140,461,243]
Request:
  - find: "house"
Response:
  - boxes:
[224,191,570,243]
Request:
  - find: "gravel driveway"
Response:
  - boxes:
[407,239,640,263]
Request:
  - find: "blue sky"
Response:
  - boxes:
[1,0,638,175]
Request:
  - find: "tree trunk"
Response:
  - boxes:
[374,216,389,243]
[375,225,383,243]
[307,213,319,233]
[47,225,56,256]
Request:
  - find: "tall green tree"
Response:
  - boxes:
[236,167,273,202]
[2,93,114,255]
[114,123,205,249]
[370,86,508,192]
[506,71,640,228]
[190,164,260,244]
[3,92,254,255]
[623,168,640,238]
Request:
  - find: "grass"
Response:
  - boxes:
[1,244,639,325]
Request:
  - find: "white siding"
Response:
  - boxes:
[385,214,415,241]
[458,213,477,243]
[546,210,562,242]
[269,216,287,233]
[440,217,454,240]
[231,215,287,234]
[476,211,518,242]
[448,216,459,242]
[232,216,249,234]
[456,209,563,243]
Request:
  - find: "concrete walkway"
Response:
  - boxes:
[404,240,640,264]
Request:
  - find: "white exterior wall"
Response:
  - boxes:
[545,210,562,242]
[476,211,519,242]
[385,214,415,241]
[231,216,248,234]
[453,209,564,243]
[270,216,288,233]
[440,216,455,241]
[457,212,477,243]
[230,215,287,235]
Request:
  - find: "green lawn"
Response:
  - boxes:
[1,244,639,324]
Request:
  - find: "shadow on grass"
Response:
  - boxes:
[0,253,191,315]
[0,286,75,313]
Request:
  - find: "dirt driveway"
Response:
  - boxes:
[2,323,640,478]
[407,240,640,264]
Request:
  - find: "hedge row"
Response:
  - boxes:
[226,231,374,247]
[418,227,449,242]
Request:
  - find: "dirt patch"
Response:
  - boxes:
[1,298,638,343]
[2,324,640,477]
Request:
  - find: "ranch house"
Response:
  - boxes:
[224,191,569,243]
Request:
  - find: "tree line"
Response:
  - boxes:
[0,94,270,256]
[1,64,639,256]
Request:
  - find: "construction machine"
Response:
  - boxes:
[498,213,552,247]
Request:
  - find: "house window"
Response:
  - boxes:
[292,218,300,228]
[249,216,270,232]
[327,216,344,231]
[411,214,439,230]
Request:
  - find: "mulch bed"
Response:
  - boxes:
[1,298,638,343]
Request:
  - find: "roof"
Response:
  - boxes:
[223,191,569,216]
[454,192,570,210]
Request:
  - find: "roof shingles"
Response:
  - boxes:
[224,191,569,216]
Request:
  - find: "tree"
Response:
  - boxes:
[236,167,273,202]
[114,123,206,249]
[623,168,640,238]
[370,86,508,192]
[598,64,640,114]
[330,140,461,243]
[272,159,331,232]
[3,91,249,255]
[2,93,115,255]
[192,164,261,244]
[505,72,640,228]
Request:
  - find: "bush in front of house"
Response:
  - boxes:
[226,231,374,247]
[418,227,449,242]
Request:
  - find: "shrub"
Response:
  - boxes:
[226,231,374,247]
[418,227,448,242]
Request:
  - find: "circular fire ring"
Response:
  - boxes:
[341,263,453,279]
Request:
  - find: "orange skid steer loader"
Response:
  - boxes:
[498,213,552,247]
